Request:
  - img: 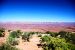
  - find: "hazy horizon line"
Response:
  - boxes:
[0,21,75,23]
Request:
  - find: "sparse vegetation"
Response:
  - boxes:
[70,33,75,44]
[7,30,21,46]
[7,37,19,46]
[0,27,75,50]
[8,30,11,32]
[40,35,75,50]
[38,34,42,37]
[22,32,31,42]
[0,28,5,37]
[9,30,22,38]
[58,31,75,44]
[0,43,19,50]
[46,31,58,37]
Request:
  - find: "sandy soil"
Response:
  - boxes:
[0,30,9,45]
[0,31,42,50]
[16,34,42,50]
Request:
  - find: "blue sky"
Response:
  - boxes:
[0,0,75,22]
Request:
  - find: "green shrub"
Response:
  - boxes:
[70,33,75,44]
[8,30,11,32]
[0,43,19,50]
[41,35,75,50]
[38,34,42,37]
[58,31,68,38]
[58,31,75,44]
[46,31,58,37]
[22,32,31,42]
[9,31,17,38]
[29,32,35,35]
[11,39,19,46]
[9,31,22,38]
[0,28,5,33]
[41,35,50,43]
[7,37,19,46]
[68,43,75,50]
[0,28,5,37]
[0,32,5,37]
[16,30,22,35]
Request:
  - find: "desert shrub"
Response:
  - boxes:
[58,31,75,44]
[9,31,18,38]
[9,30,22,38]
[0,28,5,32]
[16,30,22,37]
[35,32,39,34]
[41,35,50,43]
[38,34,42,37]
[70,33,75,44]
[7,30,21,46]
[68,43,75,50]
[8,30,11,32]
[11,39,19,46]
[29,32,35,35]
[41,35,75,50]
[0,32,5,37]
[7,37,19,46]
[16,30,22,35]
[58,31,68,38]
[45,31,58,37]
[0,43,19,50]
[22,32,31,42]
[0,28,5,37]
